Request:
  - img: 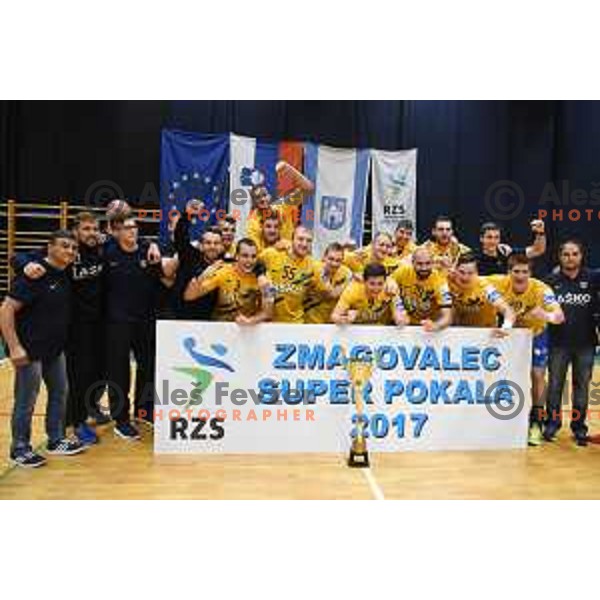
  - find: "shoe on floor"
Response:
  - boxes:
[528,422,544,447]
[574,433,589,447]
[114,422,141,441]
[75,423,98,446]
[543,421,561,442]
[47,438,86,456]
[10,450,47,468]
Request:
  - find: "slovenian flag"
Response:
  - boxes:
[229,133,303,238]
[302,142,370,258]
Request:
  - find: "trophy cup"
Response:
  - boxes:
[345,355,374,468]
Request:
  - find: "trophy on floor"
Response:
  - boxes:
[345,354,375,468]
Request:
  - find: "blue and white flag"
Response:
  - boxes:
[370,148,417,235]
[160,129,229,243]
[302,143,370,258]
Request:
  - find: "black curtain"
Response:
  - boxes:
[2,100,600,266]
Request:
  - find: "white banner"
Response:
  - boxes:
[228,133,256,237]
[303,143,370,258]
[371,148,417,234]
[154,322,532,454]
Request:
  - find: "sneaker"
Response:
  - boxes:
[10,450,47,468]
[114,422,141,441]
[543,421,561,442]
[574,433,589,447]
[47,438,86,456]
[528,422,544,447]
[75,423,98,446]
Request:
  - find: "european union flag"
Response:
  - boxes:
[160,129,230,244]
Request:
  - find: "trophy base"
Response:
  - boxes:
[347,448,370,468]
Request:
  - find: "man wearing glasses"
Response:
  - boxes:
[104,215,177,440]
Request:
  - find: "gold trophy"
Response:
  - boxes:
[345,355,374,468]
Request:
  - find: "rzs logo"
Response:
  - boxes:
[383,204,406,218]
[557,292,592,306]
[170,417,225,440]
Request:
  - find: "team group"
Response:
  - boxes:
[0,177,598,467]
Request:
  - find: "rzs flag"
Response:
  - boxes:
[302,143,370,258]
[229,133,303,237]
[160,129,230,243]
[371,148,417,234]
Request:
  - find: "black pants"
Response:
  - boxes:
[106,321,156,425]
[546,345,595,436]
[65,319,106,427]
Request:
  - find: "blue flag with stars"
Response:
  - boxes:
[160,129,230,244]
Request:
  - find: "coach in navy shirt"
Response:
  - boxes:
[543,240,600,445]
[0,230,85,467]
[104,214,177,440]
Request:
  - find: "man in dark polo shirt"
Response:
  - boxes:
[172,207,222,319]
[104,215,177,440]
[0,230,86,468]
[543,240,600,446]
[475,220,546,276]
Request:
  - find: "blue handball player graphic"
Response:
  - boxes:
[173,337,235,404]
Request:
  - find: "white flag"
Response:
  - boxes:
[302,142,370,258]
[371,148,417,235]
[228,133,257,237]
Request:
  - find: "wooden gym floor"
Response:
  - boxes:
[1,359,600,500]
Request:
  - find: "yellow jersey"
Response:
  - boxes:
[246,205,298,249]
[390,264,452,324]
[222,242,236,262]
[335,280,399,325]
[198,264,263,321]
[259,247,322,323]
[304,262,353,324]
[449,277,502,327]
[395,240,417,261]
[343,247,402,276]
[484,275,560,336]
[420,239,471,266]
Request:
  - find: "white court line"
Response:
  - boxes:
[362,467,385,501]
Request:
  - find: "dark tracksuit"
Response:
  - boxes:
[65,245,105,427]
[544,268,600,436]
[103,241,163,424]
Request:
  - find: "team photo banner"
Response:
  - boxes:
[154,322,532,454]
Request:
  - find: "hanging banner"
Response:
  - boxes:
[301,143,370,258]
[371,148,417,234]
